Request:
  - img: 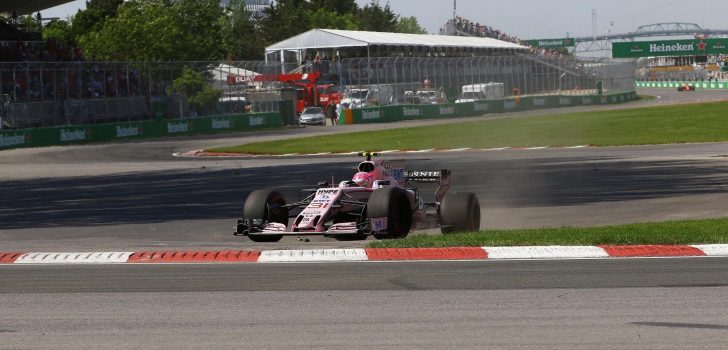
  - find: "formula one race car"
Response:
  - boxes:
[677,84,696,91]
[235,152,481,242]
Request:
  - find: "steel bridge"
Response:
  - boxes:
[574,22,728,56]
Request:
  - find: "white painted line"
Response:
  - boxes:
[14,252,134,264]
[307,152,331,156]
[276,153,299,157]
[258,249,368,262]
[483,147,510,151]
[380,150,399,154]
[407,149,434,153]
[525,146,548,150]
[445,148,471,152]
[565,145,589,149]
[690,244,728,256]
[484,246,609,259]
[339,151,359,155]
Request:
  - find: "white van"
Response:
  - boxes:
[455,82,505,103]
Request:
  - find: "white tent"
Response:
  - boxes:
[265,29,528,63]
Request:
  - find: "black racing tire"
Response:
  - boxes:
[367,187,412,239]
[243,189,288,242]
[439,192,481,234]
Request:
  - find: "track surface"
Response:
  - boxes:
[2,258,728,349]
[2,88,728,348]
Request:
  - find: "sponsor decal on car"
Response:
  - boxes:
[317,189,339,195]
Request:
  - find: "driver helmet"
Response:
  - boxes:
[352,171,375,188]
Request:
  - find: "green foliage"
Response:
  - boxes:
[309,8,359,30]
[396,16,427,34]
[79,0,224,61]
[357,0,398,32]
[70,0,123,43]
[259,0,313,45]
[220,0,264,60]
[43,19,75,46]
[168,68,222,113]
[18,15,41,33]
[66,0,425,61]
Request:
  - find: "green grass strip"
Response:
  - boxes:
[209,100,728,155]
[367,218,728,248]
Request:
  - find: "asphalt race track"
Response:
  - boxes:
[1,88,728,348]
[2,259,728,348]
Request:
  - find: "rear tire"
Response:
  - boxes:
[243,189,288,242]
[439,192,480,234]
[368,187,412,239]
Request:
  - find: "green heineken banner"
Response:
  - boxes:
[527,38,575,49]
[613,39,728,58]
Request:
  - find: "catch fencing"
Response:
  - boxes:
[1,55,634,129]
[0,61,295,129]
[338,55,635,106]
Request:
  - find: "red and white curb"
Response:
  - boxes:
[173,145,592,158]
[1,245,727,265]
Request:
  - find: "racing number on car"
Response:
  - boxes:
[372,218,387,231]
[308,202,330,209]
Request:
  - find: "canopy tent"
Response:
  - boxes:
[1,0,73,16]
[265,29,528,64]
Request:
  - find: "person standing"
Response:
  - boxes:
[335,102,343,126]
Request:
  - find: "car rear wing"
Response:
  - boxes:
[406,169,451,202]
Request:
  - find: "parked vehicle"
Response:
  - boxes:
[455,82,505,103]
[298,107,326,126]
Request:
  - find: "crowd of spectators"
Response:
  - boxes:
[0,40,150,102]
[0,40,83,62]
[441,16,522,44]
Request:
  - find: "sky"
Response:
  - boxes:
[40,0,728,40]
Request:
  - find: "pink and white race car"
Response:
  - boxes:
[235,152,481,242]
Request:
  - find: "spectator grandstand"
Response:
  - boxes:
[439,16,521,45]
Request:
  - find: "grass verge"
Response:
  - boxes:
[209,100,728,155]
[366,218,728,248]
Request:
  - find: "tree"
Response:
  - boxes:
[396,16,427,34]
[70,0,123,43]
[220,0,265,60]
[308,0,359,14]
[309,8,358,30]
[43,19,75,46]
[356,0,398,32]
[259,0,313,45]
[168,68,222,115]
[79,0,224,61]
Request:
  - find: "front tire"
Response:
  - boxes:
[243,189,288,242]
[367,187,412,239]
[439,192,481,234]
